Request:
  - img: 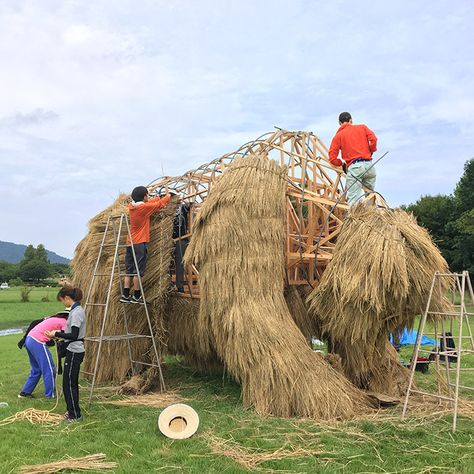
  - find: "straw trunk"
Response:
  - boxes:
[185,155,371,419]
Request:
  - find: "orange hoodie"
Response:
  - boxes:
[127,194,171,244]
[329,122,377,167]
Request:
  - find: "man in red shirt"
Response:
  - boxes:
[120,186,174,304]
[329,112,378,205]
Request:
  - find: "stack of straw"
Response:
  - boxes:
[164,294,223,373]
[184,155,370,419]
[17,453,116,473]
[72,193,178,383]
[307,204,452,395]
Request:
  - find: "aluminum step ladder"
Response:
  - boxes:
[402,271,474,431]
[84,213,165,405]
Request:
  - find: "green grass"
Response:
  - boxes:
[0,287,63,330]
[1,332,474,474]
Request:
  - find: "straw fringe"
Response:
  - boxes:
[307,204,452,395]
[185,155,371,419]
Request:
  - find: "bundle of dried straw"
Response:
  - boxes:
[184,155,370,419]
[17,453,116,473]
[307,204,452,395]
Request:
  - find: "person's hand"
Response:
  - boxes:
[44,330,57,338]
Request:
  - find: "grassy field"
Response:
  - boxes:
[0,296,473,473]
[0,287,63,330]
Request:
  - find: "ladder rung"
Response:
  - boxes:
[428,311,473,316]
[92,273,117,277]
[130,360,161,368]
[448,384,474,391]
[409,390,455,402]
[101,243,128,248]
[86,334,151,342]
[446,368,474,372]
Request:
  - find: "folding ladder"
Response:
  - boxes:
[402,271,474,431]
[83,213,165,405]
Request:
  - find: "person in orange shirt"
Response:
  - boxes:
[329,112,378,205]
[120,186,175,303]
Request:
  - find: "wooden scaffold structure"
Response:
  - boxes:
[147,128,348,295]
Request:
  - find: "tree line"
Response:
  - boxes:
[403,158,474,275]
[0,244,70,285]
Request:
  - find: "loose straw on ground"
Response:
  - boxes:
[0,408,63,426]
[17,453,116,473]
[205,432,327,470]
[103,391,185,408]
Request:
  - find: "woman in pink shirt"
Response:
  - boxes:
[18,312,68,399]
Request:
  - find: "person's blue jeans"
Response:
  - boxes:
[21,336,56,398]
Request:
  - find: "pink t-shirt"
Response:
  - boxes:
[28,317,67,344]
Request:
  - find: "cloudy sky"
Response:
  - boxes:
[0,0,472,258]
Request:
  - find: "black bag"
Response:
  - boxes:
[18,318,44,349]
[439,332,457,363]
[56,340,69,375]
[57,340,69,358]
[56,339,84,375]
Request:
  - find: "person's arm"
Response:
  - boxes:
[53,326,80,341]
[365,126,377,154]
[142,194,171,217]
[45,315,78,340]
[328,134,343,167]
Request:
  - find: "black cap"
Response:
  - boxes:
[131,186,148,202]
[339,112,352,123]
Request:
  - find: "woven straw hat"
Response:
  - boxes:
[158,404,199,439]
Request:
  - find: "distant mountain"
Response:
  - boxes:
[0,241,70,264]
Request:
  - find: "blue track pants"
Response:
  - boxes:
[21,336,56,398]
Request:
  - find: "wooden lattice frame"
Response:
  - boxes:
[147,128,348,295]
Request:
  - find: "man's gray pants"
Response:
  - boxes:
[346,161,376,206]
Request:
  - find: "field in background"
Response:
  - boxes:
[1,294,473,473]
[0,286,63,330]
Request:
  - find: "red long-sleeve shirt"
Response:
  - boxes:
[127,194,171,244]
[329,123,377,167]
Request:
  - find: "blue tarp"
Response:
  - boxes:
[390,328,436,346]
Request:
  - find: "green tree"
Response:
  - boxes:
[36,244,49,263]
[50,263,71,277]
[23,244,36,262]
[0,261,18,282]
[404,158,474,274]
[453,159,474,213]
[403,194,456,265]
[450,159,474,274]
[19,260,50,282]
